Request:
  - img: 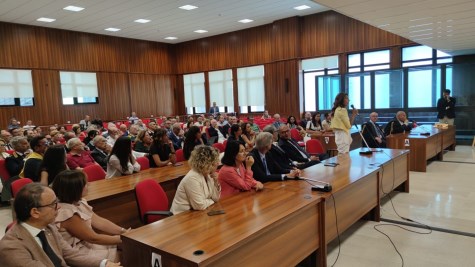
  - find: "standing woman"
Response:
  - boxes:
[149,128,176,167]
[183,126,204,160]
[171,145,221,214]
[240,122,255,151]
[218,141,263,197]
[106,136,140,178]
[331,93,358,154]
[38,144,68,185]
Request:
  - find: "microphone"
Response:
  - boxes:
[357,123,373,155]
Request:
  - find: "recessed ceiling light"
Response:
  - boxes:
[294,5,310,10]
[378,24,390,27]
[134,19,151,23]
[179,5,198,10]
[37,17,56,23]
[105,28,121,32]
[63,6,84,12]
[194,30,208,33]
[165,37,178,40]
[238,19,253,23]
[408,23,433,28]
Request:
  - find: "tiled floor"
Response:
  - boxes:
[1,146,474,266]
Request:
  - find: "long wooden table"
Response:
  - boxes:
[85,162,191,228]
[386,125,455,172]
[121,149,409,267]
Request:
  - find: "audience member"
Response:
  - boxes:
[168,123,184,150]
[322,112,332,132]
[261,110,271,119]
[39,144,68,185]
[134,130,152,153]
[193,116,204,127]
[20,136,48,181]
[66,138,96,170]
[262,125,297,170]
[50,130,64,145]
[437,89,456,125]
[0,138,9,159]
[286,115,299,129]
[53,170,128,262]
[79,115,91,131]
[171,145,221,214]
[183,126,205,160]
[83,130,99,150]
[10,127,23,137]
[384,111,413,135]
[362,112,386,148]
[278,125,322,168]
[149,129,176,167]
[1,130,13,150]
[23,120,36,130]
[306,112,323,134]
[129,111,139,125]
[91,135,111,171]
[240,122,256,150]
[208,119,227,144]
[106,136,140,178]
[248,117,260,133]
[0,183,121,266]
[227,124,245,146]
[5,136,30,177]
[272,114,283,129]
[249,132,300,183]
[218,141,263,197]
[7,117,20,130]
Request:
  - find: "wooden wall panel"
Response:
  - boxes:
[264,60,300,116]
[129,74,175,118]
[271,17,300,61]
[96,73,131,121]
[0,23,41,68]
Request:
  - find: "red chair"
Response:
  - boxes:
[83,164,106,182]
[212,143,225,153]
[306,139,325,156]
[290,128,306,147]
[11,178,33,198]
[223,139,228,149]
[136,157,150,170]
[6,150,14,155]
[175,149,185,162]
[0,159,10,183]
[134,179,173,224]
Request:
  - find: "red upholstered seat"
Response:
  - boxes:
[212,143,225,153]
[0,159,10,183]
[306,139,325,155]
[11,178,33,198]
[134,179,172,224]
[83,164,106,182]
[175,149,185,163]
[136,157,150,170]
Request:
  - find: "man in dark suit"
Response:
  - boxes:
[361,112,386,148]
[278,125,322,168]
[0,183,120,267]
[168,123,184,150]
[437,89,456,125]
[384,111,413,135]
[5,136,30,177]
[250,132,300,183]
[90,135,111,171]
[209,101,219,115]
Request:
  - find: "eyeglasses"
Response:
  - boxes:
[37,198,59,210]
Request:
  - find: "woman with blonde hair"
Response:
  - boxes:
[171,145,221,214]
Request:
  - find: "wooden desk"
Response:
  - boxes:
[312,130,362,156]
[121,149,409,267]
[86,162,191,227]
[386,126,455,172]
[122,188,323,267]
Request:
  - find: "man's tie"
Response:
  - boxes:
[37,230,62,267]
[262,157,271,175]
[373,123,383,137]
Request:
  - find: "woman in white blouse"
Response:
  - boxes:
[106,136,140,178]
[171,145,221,214]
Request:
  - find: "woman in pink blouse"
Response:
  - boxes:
[218,140,263,197]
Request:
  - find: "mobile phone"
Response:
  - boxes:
[207,210,225,216]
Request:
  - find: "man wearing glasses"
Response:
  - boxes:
[0,183,121,267]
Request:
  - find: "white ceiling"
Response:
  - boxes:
[313,0,475,56]
[0,0,328,43]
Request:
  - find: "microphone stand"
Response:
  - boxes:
[354,120,373,155]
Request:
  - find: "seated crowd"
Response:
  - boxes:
[0,108,406,266]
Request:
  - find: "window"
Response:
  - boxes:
[402,45,452,67]
[345,73,371,109]
[302,56,339,111]
[60,71,98,105]
[184,73,206,114]
[408,66,440,108]
[0,69,34,107]
[374,69,403,109]
[348,50,390,72]
[209,69,234,113]
[317,75,340,111]
[237,65,265,114]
